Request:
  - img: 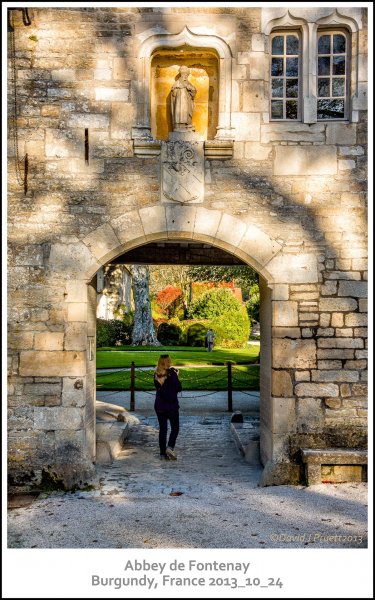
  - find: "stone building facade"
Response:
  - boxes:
[7,7,368,488]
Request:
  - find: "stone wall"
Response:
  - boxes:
[7,7,367,488]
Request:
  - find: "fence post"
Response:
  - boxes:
[227,361,233,412]
[130,361,135,411]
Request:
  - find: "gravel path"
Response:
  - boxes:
[7,399,367,549]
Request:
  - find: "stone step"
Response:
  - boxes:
[230,421,260,465]
[95,420,130,465]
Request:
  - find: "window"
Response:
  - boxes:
[317,31,349,120]
[270,32,300,120]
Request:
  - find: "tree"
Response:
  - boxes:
[130,265,160,346]
[188,265,258,294]
[156,286,182,318]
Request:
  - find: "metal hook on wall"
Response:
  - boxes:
[7,8,32,32]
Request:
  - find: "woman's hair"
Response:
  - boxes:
[155,354,172,379]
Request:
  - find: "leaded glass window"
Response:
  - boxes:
[317,31,348,119]
[270,32,300,120]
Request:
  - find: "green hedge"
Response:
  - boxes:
[157,322,183,345]
[96,318,133,347]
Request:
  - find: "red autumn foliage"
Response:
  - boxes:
[156,286,182,317]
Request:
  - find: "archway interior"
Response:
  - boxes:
[90,238,272,468]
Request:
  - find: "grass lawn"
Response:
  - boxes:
[96,364,260,391]
[96,344,260,369]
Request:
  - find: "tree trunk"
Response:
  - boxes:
[130,265,160,346]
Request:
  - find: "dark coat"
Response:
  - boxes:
[154,368,182,412]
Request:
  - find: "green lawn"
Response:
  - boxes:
[96,365,260,391]
[96,344,260,369]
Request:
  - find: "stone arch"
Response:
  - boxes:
[55,206,319,484]
[135,26,233,138]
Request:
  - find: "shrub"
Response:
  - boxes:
[96,318,133,347]
[190,288,242,319]
[157,322,183,345]
[186,322,207,347]
[189,288,250,348]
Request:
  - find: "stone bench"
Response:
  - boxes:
[301,448,368,485]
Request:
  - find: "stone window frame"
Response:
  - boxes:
[263,9,360,124]
[316,28,351,122]
[269,30,302,122]
[133,26,234,141]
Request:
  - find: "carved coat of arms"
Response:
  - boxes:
[161,140,204,204]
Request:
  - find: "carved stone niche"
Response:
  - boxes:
[132,27,234,159]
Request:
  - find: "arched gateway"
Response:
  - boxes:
[8,7,367,489]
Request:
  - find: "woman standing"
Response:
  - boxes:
[154,354,182,460]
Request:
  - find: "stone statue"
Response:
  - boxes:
[170,66,197,131]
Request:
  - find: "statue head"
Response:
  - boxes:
[178,65,190,80]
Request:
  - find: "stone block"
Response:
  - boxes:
[94,68,112,80]
[319,298,358,312]
[273,301,298,327]
[249,53,268,79]
[242,81,267,112]
[318,338,363,349]
[82,223,120,263]
[267,254,318,284]
[261,123,324,144]
[295,383,339,397]
[111,210,145,245]
[113,57,136,80]
[339,160,356,171]
[139,205,167,237]
[272,371,293,397]
[48,243,102,278]
[295,371,310,382]
[331,313,344,328]
[232,112,260,141]
[273,339,316,369]
[237,52,251,64]
[338,281,367,298]
[95,88,129,102]
[274,146,337,175]
[352,384,367,397]
[24,383,61,396]
[67,303,87,322]
[67,113,110,129]
[326,123,357,145]
[193,207,222,239]
[110,102,135,139]
[269,397,295,433]
[20,351,86,377]
[271,284,289,301]
[64,281,87,303]
[244,143,272,160]
[324,398,342,409]
[34,332,64,351]
[166,205,196,237]
[8,332,34,350]
[317,349,354,360]
[272,327,301,338]
[64,323,87,351]
[62,377,85,407]
[297,398,324,431]
[311,370,359,383]
[216,213,247,248]
[252,33,265,52]
[34,407,83,430]
[51,69,75,81]
[14,245,44,267]
[239,225,281,267]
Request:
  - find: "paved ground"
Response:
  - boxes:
[7,392,368,549]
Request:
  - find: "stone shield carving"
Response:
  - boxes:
[161,140,204,204]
